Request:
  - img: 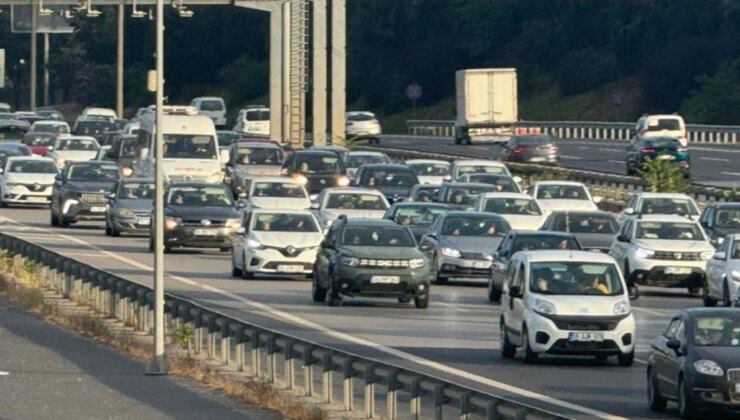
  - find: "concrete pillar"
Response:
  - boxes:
[329,0,346,145]
[312,0,328,146]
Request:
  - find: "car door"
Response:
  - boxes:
[232,212,251,269]
[419,216,442,264]
[610,220,633,265]
[505,261,527,345]
[491,233,512,285]
[664,317,687,398]
[315,225,338,287]
[652,317,681,398]
[706,238,729,297]
[51,165,67,214]
[700,205,716,240]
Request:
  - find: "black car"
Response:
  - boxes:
[540,210,619,253]
[0,121,30,141]
[456,173,522,193]
[73,117,116,141]
[353,163,420,203]
[50,161,121,227]
[104,135,138,173]
[310,145,350,162]
[647,308,740,417]
[383,202,450,241]
[282,149,349,195]
[434,182,498,210]
[407,184,441,202]
[154,182,244,252]
[503,134,559,164]
[488,231,581,302]
[700,203,740,247]
[626,136,690,177]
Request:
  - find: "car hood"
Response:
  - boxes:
[234,164,282,177]
[573,233,616,250]
[115,199,153,212]
[693,346,740,369]
[165,206,238,219]
[321,208,386,221]
[65,181,117,192]
[3,173,56,185]
[53,150,98,161]
[501,215,546,231]
[440,236,503,252]
[251,231,323,248]
[533,294,627,317]
[539,199,598,212]
[632,239,714,253]
[250,196,310,210]
[339,245,423,260]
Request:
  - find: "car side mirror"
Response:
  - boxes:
[508,285,521,298]
[492,251,499,259]
[713,251,726,260]
[666,338,681,354]
[46,145,54,151]
[238,192,247,199]
[105,192,116,200]
[320,240,333,249]
[624,207,635,215]
[593,196,603,204]
[419,242,432,252]
[54,174,62,181]
[310,202,320,210]
[617,234,630,243]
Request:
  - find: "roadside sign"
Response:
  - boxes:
[11,5,74,34]
[405,83,422,101]
[0,49,4,89]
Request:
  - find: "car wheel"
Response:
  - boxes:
[687,285,701,295]
[414,293,429,309]
[647,368,667,412]
[312,278,328,302]
[487,280,502,303]
[104,222,112,236]
[50,209,59,227]
[723,281,732,307]
[231,255,243,277]
[678,378,696,419]
[454,136,462,145]
[327,279,343,307]
[500,317,516,359]
[617,351,634,367]
[111,225,121,237]
[626,164,635,176]
[58,216,70,228]
[625,262,639,298]
[522,326,538,364]
[702,285,717,307]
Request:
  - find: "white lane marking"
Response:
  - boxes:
[699,157,729,162]
[632,307,669,317]
[0,216,625,420]
[720,171,740,177]
[0,371,9,376]
[435,301,473,312]
[691,146,740,153]
[607,160,624,164]
[559,155,582,160]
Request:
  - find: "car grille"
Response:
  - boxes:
[460,252,489,260]
[652,251,700,261]
[550,339,619,352]
[23,184,51,193]
[547,315,626,331]
[80,193,106,205]
[182,219,226,227]
[728,368,740,381]
[358,259,409,268]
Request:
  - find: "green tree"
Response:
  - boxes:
[681,59,740,124]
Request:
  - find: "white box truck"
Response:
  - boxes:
[454,68,518,145]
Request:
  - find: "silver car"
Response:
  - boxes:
[105,178,155,236]
[704,234,740,307]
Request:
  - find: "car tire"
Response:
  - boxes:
[50,209,59,227]
[625,262,639,298]
[647,368,667,412]
[241,267,253,280]
[454,136,462,145]
[111,225,121,237]
[487,280,502,303]
[312,276,328,302]
[231,256,243,277]
[414,293,429,309]
[58,216,70,228]
[522,326,538,364]
[500,317,516,359]
[687,285,701,295]
[617,351,634,367]
[327,279,343,307]
[105,222,112,236]
[678,378,696,419]
[723,281,732,307]
[626,164,635,176]
[702,286,717,307]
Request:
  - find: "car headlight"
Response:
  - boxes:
[409,258,425,269]
[62,199,79,214]
[534,299,556,315]
[340,256,359,267]
[121,167,134,177]
[246,238,263,250]
[164,216,181,231]
[635,247,655,259]
[55,157,66,166]
[731,270,740,281]
[292,174,308,186]
[694,359,724,377]
[115,208,134,217]
[336,175,350,187]
[700,251,715,261]
[225,218,244,233]
[441,247,461,258]
[613,299,631,315]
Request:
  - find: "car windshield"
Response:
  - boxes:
[346,154,390,168]
[566,214,619,234]
[347,113,375,122]
[246,110,270,121]
[638,197,698,216]
[200,100,224,111]
[0,125,28,139]
[483,198,541,215]
[537,184,589,200]
[167,186,233,207]
[25,135,54,146]
[33,124,68,134]
[646,118,682,132]
[511,235,580,253]
[252,182,306,198]
[716,208,740,228]
[56,138,99,151]
[217,132,241,147]
[529,262,624,295]
[359,169,417,187]
[412,186,440,202]
[8,160,57,174]
[392,206,449,226]
[340,225,415,247]
[252,213,318,232]
[693,316,740,347]
[68,164,119,181]
[293,155,342,174]
[75,121,114,135]
[119,139,138,158]
[119,182,155,199]
[442,216,508,237]
[235,147,282,165]
[326,193,387,210]
[443,186,495,205]
[408,162,450,176]
[163,135,217,159]
[466,175,519,192]
[457,164,507,176]
[636,221,705,240]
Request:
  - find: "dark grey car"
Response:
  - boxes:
[50,161,121,227]
[540,211,619,253]
[699,203,740,247]
[225,141,284,197]
[384,202,450,241]
[434,182,498,210]
[105,178,155,236]
[504,134,559,164]
[353,164,420,203]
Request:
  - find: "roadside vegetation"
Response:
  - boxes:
[639,155,691,193]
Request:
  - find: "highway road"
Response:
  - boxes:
[0,207,702,419]
[379,135,740,187]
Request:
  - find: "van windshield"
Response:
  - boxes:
[163,135,217,159]
[529,262,623,296]
[200,100,224,111]
[646,118,682,132]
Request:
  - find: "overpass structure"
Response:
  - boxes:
[3,0,344,146]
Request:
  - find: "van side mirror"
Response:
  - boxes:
[508,285,521,298]
[666,338,681,354]
[617,234,630,243]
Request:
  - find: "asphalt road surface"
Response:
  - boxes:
[379,135,740,187]
[0,207,703,419]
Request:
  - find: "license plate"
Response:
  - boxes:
[568,332,604,342]
[278,265,304,273]
[664,267,692,275]
[90,206,106,213]
[370,276,400,284]
[27,196,47,203]
[529,157,546,162]
[658,155,675,160]
[194,229,218,236]
[137,217,151,226]
[473,261,491,269]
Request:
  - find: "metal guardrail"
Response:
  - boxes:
[0,232,567,420]
[406,120,740,144]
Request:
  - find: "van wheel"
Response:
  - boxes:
[647,368,667,412]
[678,378,696,419]
[702,286,717,307]
[500,318,516,359]
[522,326,538,364]
[618,351,634,367]
[414,293,429,309]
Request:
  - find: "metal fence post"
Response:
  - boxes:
[265,335,276,383]
[250,330,261,378]
[410,378,422,419]
[303,345,315,396]
[284,339,295,390]
[364,364,376,418]
[434,384,446,420]
[387,369,399,420]
[342,358,354,412]
[322,352,333,403]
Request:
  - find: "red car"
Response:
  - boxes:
[23,132,58,156]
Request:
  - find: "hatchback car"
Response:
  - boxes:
[353,163,419,203]
[233,106,270,136]
[384,202,450,241]
[619,193,700,224]
[311,187,389,227]
[405,159,451,184]
[700,203,740,247]
[105,178,155,236]
[540,211,620,253]
[704,234,740,307]
[457,173,522,193]
[191,97,227,127]
[626,136,690,177]
[504,134,559,164]
[345,111,382,144]
[49,136,100,169]
[0,156,58,207]
[471,193,546,230]
[50,161,121,227]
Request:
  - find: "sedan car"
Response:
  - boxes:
[311,187,389,227]
[405,159,451,184]
[50,161,121,227]
[704,234,740,307]
[419,211,511,283]
[345,151,392,179]
[503,134,559,164]
[626,136,690,177]
[384,202,450,241]
[49,136,100,169]
[647,309,740,417]
[353,163,419,203]
[232,209,323,279]
[532,181,601,212]
[105,178,155,236]
[471,193,546,230]
[0,156,58,207]
[23,132,57,157]
[345,111,382,144]
[540,210,620,253]
[700,203,740,247]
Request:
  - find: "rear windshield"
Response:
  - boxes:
[359,169,417,187]
[638,197,699,216]
[646,118,682,132]
[442,185,495,205]
[511,235,580,253]
[644,138,682,149]
[246,110,270,121]
[536,184,589,201]
[200,100,224,111]
[252,182,306,198]
[293,155,342,174]
[347,113,375,122]
[326,193,387,210]
[408,162,449,176]
[442,216,508,237]
[236,147,282,165]
[483,198,541,215]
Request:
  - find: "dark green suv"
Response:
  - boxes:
[312,217,432,308]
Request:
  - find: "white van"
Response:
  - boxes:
[634,114,687,147]
[191,97,227,127]
[81,107,117,121]
[233,106,270,136]
[134,106,223,183]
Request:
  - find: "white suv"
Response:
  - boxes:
[609,215,714,295]
[191,97,227,127]
[634,114,687,147]
[500,250,636,366]
[618,192,700,224]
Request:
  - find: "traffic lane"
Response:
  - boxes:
[0,209,698,418]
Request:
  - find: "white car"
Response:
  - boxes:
[500,250,636,366]
[243,177,310,210]
[619,192,700,224]
[608,215,714,294]
[48,136,100,168]
[634,114,687,147]
[704,234,740,307]
[450,159,511,181]
[532,181,600,212]
[311,187,389,227]
[30,120,70,134]
[192,97,227,127]
[345,151,392,179]
[345,111,382,144]
[123,121,141,135]
[231,209,323,278]
[406,159,451,184]
[471,192,546,230]
[0,156,58,207]
[81,107,117,121]
[234,106,270,136]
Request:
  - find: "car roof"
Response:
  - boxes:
[234,141,280,148]
[633,192,693,199]
[67,160,119,167]
[710,202,740,209]
[547,210,614,216]
[635,214,699,223]
[57,135,98,141]
[391,202,448,208]
[250,208,315,216]
[479,192,533,199]
[249,176,298,184]
[312,145,349,151]
[342,218,400,227]
[194,97,224,101]
[358,164,411,170]
[511,230,575,238]
[679,308,739,318]
[453,159,507,167]
[293,149,342,156]
[32,120,67,126]
[324,187,384,195]
[535,180,587,187]
[405,159,449,165]
[348,151,386,157]
[516,250,617,263]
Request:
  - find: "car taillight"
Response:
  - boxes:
[640,148,655,153]
[512,147,524,154]
[550,145,559,152]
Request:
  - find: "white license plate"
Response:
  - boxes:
[27,196,47,203]
[568,332,604,342]
[657,155,675,160]
[194,229,218,236]
[90,206,106,213]
[278,265,304,273]
[370,276,400,284]
[473,261,491,269]
[529,157,546,162]
[137,217,151,226]
[664,267,692,275]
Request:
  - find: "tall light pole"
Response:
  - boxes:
[146,0,168,376]
[116,4,124,118]
[30,1,38,110]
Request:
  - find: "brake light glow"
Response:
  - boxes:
[640,148,655,153]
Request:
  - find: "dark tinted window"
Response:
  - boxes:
[442,216,508,237]
[511,235,580,253]
[340,225,414,247]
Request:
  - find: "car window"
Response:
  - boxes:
[621,220,633,239]
[56,138,99,151]
[716,208,740,229]
[638,197,698,216]
[552,214,567,231]
[167,186,233,207]
[325,193,387,210]
[511,235,579,253]
[664,318,681,339]
[700,206,714,227]
[441,216,508,237]
[67,164,119,181]
[235,147,282,165]
[483,197,541,215]
[732,240,740,260]
[645,118,682,132]
[408,162,449,176]
[636,221,704,240]
[359,169,417,187]
[340,225,415,247]
[693,316,740,347]
[245,110,270,121]
[536,184,589,200]
[252,182,306,198]
[566,214,619,234]
[393,206,448,226]
[119,182,155,199]
[529,262,624,296]
[293,154,342,174]
[251,213,318,232]
[7,159,57,174]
